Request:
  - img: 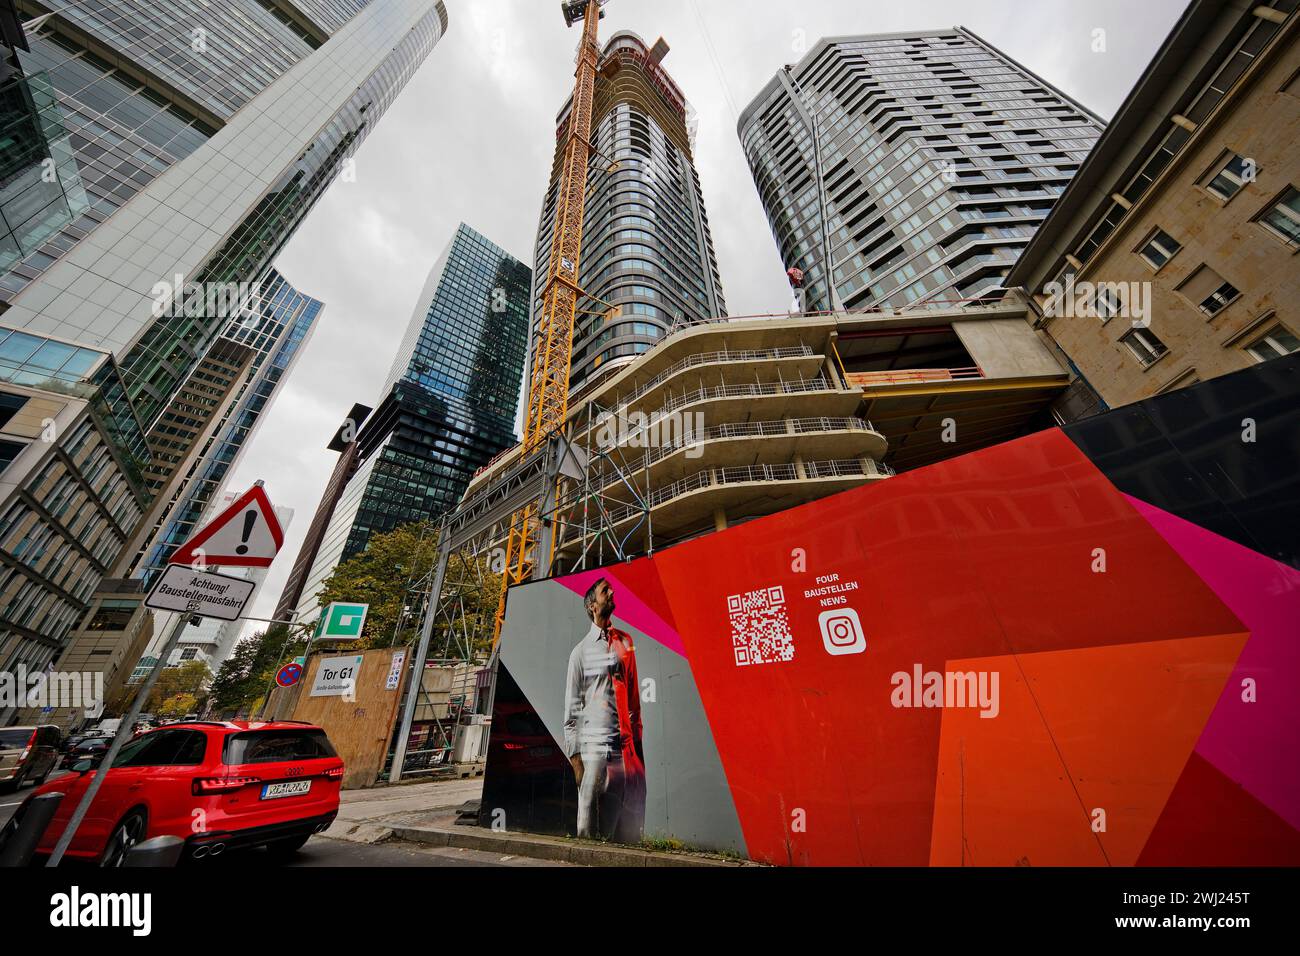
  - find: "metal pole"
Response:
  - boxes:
[46,607,194,866]
[256,614,307,720]
[389,522,451,783]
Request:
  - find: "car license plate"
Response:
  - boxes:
[529,746,550,757]
[261,780,311,800]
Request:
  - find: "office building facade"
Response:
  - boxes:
[294,224,529,624]
[532,31,726,397]
[738,28,1103,314]
[1007,0,1299,407]
[123,269,322,585]
[0,1,448,689]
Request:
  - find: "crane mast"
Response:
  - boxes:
[493,0,606,642]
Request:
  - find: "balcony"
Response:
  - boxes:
[587,415,889,492]
[595,457,893,537]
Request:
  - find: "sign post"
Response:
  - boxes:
[46,482,283,867]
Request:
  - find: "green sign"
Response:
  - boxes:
[314,602,369,640]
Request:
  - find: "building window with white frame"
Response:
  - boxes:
[1177,264,1240,317]
[1120,326,1168,367]
[1137,228,1181,269]
[1244,323,1300,362]
[1255,186,1300,246]
[1095,285,1122,320]
[1202,153,1253,201]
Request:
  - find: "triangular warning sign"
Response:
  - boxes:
[168,484,284,568]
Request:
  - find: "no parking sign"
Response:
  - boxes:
[276,661,303,687]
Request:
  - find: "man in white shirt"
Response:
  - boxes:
[563,577,645,840]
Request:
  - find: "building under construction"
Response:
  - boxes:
[529,27,728,400]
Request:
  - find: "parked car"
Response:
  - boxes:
[17,720,344,865]
[62,731,109,756]
[61,735,112,769]
[0,725,61,792]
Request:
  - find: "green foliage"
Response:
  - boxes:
[208,626,306,715]
[104,659,211,717]
[312,521,499,655]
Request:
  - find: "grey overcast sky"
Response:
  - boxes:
[225,0,1187,630]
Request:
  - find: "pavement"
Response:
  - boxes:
[330,776,756,867]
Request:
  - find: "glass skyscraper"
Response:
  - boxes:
[738,28,1103,312]
[0,1,447,689]
[295,223,530,625]
[125,269,322,586]
[532,31,727,397]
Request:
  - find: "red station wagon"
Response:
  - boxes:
[13,720,343,865]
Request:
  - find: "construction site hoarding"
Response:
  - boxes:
[480,354,1300,864]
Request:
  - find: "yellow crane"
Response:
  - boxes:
[493,0,609,643]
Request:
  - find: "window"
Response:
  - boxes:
[0,439,25,474]
[1095,286,1122,320]
[1137,228,1181,269]
[0,392,26,429]
[1244,323,1300,362]
[1203,153,1252,201]
[223,730,337,765]
[112,730,207,767]
[1255,186,1300,246]
[1120,327,1168,367]
[1177,265,1239,317]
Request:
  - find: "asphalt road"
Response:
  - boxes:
[2,772,565,867]
[0,768,71,827]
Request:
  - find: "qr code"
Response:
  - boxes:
[727,586,795,666]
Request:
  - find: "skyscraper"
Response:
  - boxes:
[0,1,448,689]
[738,28,1103,313]
[123,269,323,586]
[294,223,530,626]
[531,31,727,397]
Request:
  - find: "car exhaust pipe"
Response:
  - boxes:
[315,822,329,832]
[192,845,209,859]
[209,843,225,856]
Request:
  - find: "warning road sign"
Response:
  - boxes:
[169,483,284,568]
[146,565,256,621]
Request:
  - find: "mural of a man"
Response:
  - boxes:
[563,577,646,842]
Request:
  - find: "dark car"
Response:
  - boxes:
[61,735,112,769]
[0,725,61,792]
[62,731,109,755]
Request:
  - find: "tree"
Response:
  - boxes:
[208,626,307,715]
[145,660,210,713]
[103,659,212,717]
[313,520,499,655]
[158,693,198,719]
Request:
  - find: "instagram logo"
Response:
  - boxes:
[819,607,865,656]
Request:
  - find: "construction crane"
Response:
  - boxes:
[492,0,610,643]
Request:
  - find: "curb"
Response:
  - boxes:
[389,824,754,867]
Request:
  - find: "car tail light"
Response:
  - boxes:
[503,742,527,750]
[323,766,344,780]
[192,775,260,795]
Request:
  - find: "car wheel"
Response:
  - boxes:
[100,809,147,867]
[264,833,311,860]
